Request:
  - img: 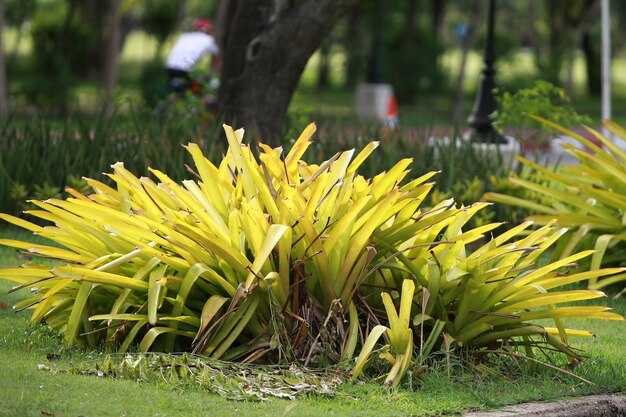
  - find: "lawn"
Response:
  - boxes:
[2,27,626,417]
[1,228,624,417]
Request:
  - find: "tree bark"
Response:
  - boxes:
[0,0,8,118]
[429,0,446,41]
[343,4,366,89]
[217,0,361,145]
[546,0,568,85]
[582,30,601,96]
[214,0,231,50]
[317,39,331,90]
[403,0,419,44]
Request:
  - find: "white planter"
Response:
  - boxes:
[468,134,521,168]
[428,134,521,169]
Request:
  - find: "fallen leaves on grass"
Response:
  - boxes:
[40,353,346,401]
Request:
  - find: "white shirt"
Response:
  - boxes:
[166,32,219,72]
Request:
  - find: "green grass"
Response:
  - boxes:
[1,227,625,417]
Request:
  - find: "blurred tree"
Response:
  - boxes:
[217,0,361,144]
[4,0,35,26]
[5,0,35,61]
[0,0,7,117]
[342,3,367,89]
[103,0,123,111]
[317,38,332,89]
[429,0,445,40]
[72,1,111,79]
[564,0,600,96]
[385,0,447,103]
[450,1,483,125]
[27,1,83,109]
[142,0,183,58]
[533,0,599,89]
[24,0,127,110]
[185,0,218,21]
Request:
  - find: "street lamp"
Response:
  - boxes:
[467,0,506,143]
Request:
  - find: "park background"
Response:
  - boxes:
[1,2,626,416]
[1,0,626,129]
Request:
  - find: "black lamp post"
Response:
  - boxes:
[467,0,506,144]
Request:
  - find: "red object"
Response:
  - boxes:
[190,81,201,94]
[385,94,398,127]
[386,94,397,117]
[193,18,213,31]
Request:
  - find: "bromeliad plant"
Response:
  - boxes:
[486,117,626,294]
[0,123,623,389]
[352,279,416,388]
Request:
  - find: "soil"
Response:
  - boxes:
[463,394,626,417]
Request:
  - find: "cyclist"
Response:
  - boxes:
[165,18,221,95]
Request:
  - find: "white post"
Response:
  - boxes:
[601,0,611,136]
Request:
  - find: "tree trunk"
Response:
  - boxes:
[451,2,482,125]
[529,0,541,67]
[565,0,600,96]
[102,0,123,112]
[0,0,8,118]
[214,0,228,48]
[582,30,601,96]
[343,4,366,89]
[546,1,567,85]
[217,0,361,145]
[366,0,387,84]
[429,0,446,41]
[403,0,418,44]
[317,39,331,90]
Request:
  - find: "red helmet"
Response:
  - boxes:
[193,18,213,32]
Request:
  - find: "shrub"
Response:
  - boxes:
[494,81,591,146]
[1,123,622,388]
[486,118,626,295]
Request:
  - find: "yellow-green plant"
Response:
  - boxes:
[398,219,623,355]
[0,123,623,389]
[486,117,626,294]
[352,279,415,388]
[0,123,451,362]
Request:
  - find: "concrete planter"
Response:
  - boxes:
[466,134,521,169]
[428,134,521,170]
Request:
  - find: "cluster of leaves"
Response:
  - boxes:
[487,118,626,295]
[494,81,592,145]
[44,353,343,401]
[9,176,92,215]
[0,123,623,388]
